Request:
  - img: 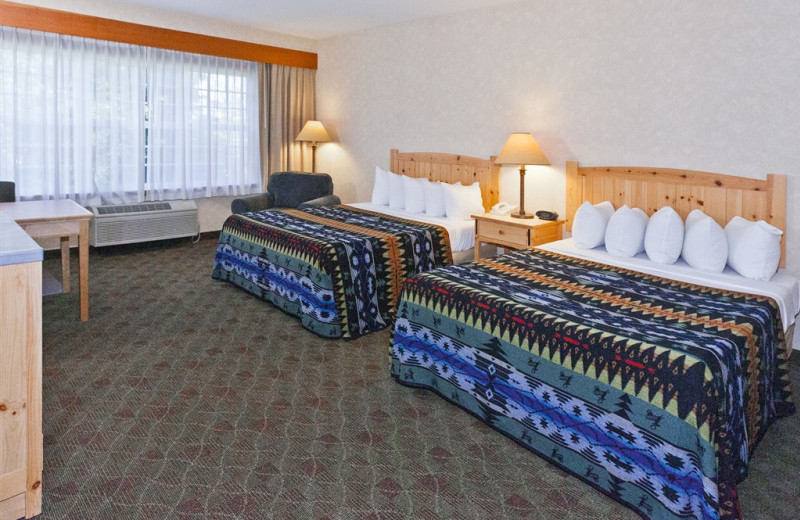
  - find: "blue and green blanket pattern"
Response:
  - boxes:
[212,205,452,338]
[391,249,794,520]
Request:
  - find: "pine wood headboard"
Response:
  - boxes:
[565,161,787,267]
[390,149,500,212]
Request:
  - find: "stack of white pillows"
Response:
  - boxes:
[572,200,783,281]
[370,166,484,220]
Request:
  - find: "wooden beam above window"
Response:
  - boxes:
[0,1,318,69]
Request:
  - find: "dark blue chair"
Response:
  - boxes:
[231,172,339,214]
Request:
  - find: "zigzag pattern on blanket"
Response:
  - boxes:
[391,249,795,520]
[212,205,452,338]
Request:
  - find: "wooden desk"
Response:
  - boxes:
[472,213,564,261]
[0,200,93,321]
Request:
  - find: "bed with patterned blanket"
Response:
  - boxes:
[390,249,795,520]
[212,205,452,338]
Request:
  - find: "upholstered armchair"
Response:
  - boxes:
[231,171,340,214]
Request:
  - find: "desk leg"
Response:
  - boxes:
[60,236,70,293]
[79,220,89,321]
[474,240,481,262]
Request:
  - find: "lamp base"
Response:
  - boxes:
[510,212,535,219]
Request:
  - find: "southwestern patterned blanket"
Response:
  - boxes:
[391,249,794,520]
[212,205,452,338]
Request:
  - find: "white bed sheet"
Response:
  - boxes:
[346,202,475,252]
[537,238,800,332]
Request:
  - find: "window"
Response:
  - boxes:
[0,26,261,205]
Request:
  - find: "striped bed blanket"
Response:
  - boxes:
[212,205,452,338]
[391,249,794,520]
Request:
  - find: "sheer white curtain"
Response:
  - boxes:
[0,26,261,204]
[147,49,260,200]
[0,26,145,205]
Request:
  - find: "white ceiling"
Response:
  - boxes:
[110,0,522,40]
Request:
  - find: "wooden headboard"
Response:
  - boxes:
[390,149,500,212]
[565,161,788,267]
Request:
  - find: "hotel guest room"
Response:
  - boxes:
[1,1,798,519]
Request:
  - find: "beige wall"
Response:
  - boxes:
[315,0,800,286]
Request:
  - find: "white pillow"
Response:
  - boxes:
[423,180,446,217]
[681,209,727,272]
[402,175,426,214]
[572,201,615,249]
[387,171,405,210]
[604,205,648,257]
[644,206,684,264]
[441,181,484,220]
[725,216,782,280]
[370,166,389,205]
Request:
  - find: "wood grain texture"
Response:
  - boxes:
[472,213,564,261]
[0,260,42,519]
[0,266,30,501]
[565,161,788,267]
[0,1,317,69]
[390,149,500,211]
[25,267,42,517]
[0,492,26,520]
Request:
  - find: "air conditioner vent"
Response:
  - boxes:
[95,202,173,215]
[88,200,198,247]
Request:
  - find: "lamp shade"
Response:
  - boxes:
[495,133,549,166]
[295,120,331,143]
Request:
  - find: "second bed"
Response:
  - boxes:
[212,149,499,338]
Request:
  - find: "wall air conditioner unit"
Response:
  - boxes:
[88,200,198,247]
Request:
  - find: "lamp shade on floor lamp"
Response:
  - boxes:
[295,120,331,173]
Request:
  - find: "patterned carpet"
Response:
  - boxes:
[38,236,799,519]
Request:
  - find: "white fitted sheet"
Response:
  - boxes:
[538,238,800,332]
[346,202,475,252]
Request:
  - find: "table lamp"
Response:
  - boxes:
[495,132,549,219]
[295,120,331,173]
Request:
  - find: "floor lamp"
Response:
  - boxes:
[495,132,549,219]
[295,120,331,173]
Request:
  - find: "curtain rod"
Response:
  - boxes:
[0,1,318,69]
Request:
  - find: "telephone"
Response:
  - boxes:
[535,210,559,221]
[490,202,519,215]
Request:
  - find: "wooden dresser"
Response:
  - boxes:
[0,213,43,520]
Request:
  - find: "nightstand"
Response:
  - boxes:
[472,213,564,261]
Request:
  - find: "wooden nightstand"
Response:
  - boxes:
[472,213,564,261]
